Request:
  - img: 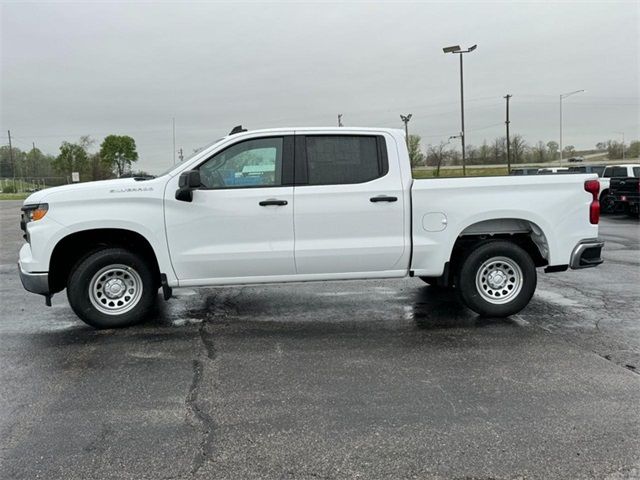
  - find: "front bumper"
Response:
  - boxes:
[569,240,604,269]
[18,263,50,295]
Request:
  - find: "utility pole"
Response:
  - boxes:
[504,95,512,173]
[400,114,412,147]
[7,130,15,184]
[337,114,343,127]
[178,148,184,162]
[172,117,176,164]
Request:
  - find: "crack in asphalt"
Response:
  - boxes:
[186,358,216,477]
[535,276,639,375]
[184,289,244,477]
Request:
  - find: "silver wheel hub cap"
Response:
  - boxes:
[89,264,143,315]
[104,278,126,298]
[475,256,523,305]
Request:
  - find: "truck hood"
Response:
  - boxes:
[23,177,161,205]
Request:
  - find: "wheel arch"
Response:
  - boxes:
[49,228,162,294]
[441,217,550,286]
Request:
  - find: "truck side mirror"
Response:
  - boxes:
[175,170,201,202]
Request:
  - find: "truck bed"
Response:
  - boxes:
[410,174,599,276]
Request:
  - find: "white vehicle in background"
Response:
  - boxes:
[537,167,569,174]
[598,164,640,212]
[19,127,604,328]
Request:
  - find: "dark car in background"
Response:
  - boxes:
[609,175,640,217]
[568,165,606,176]
[510,168,539,175]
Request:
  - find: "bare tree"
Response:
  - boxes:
[427,142,450,176]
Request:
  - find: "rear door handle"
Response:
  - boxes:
[370,195,398,203]
[259,199,288,206]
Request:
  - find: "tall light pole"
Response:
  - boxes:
[400,114,412,146]
[443,44,477,176]
[559,89,585,165]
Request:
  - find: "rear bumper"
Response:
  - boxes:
[569,240,604,269]
[18,263,50,295]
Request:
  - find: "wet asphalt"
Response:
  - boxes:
[0,200,638,480]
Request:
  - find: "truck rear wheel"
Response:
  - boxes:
[457,241,536,317]
[67,248,157,329]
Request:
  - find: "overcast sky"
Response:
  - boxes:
[1,0,638,173]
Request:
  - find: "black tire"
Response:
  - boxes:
[419,276,450,288]
[457,241,536,317]
[67,248,157,329]
[600,191,615,214]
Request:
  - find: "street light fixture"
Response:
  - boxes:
[443,44,478,176]
[400,114,412,146]
[559,89,585,165]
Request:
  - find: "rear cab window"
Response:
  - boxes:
[604,166,629,178]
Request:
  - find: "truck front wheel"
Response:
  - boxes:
[457,241,536,317]
[67,248,157,328]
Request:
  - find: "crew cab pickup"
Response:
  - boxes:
[19,127,604,328]
[599,164,640,212]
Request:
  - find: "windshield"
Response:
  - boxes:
[153,137,227,178]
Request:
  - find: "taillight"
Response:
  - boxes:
[584,180,600,224]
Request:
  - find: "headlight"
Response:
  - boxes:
[21,203,49,224]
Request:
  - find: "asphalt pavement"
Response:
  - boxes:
[0,200,638,480]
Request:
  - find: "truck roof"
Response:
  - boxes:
[227,127,405,137]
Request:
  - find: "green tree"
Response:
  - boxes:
[407,134,425,168]
[0,145,20,178]
[99,135,139,177]
[52,141,88,179]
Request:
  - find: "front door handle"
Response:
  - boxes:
[259,199,288,206]
[370,195,398,203]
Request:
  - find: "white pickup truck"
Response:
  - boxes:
[19,127,604,328]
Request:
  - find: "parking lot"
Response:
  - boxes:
[0,199,638,479]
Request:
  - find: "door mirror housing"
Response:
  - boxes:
[175,170,201,202]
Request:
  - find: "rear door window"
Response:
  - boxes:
[302,135,387,185]
[633,167,640,177]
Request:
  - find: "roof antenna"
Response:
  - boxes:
[229,125,247,135]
